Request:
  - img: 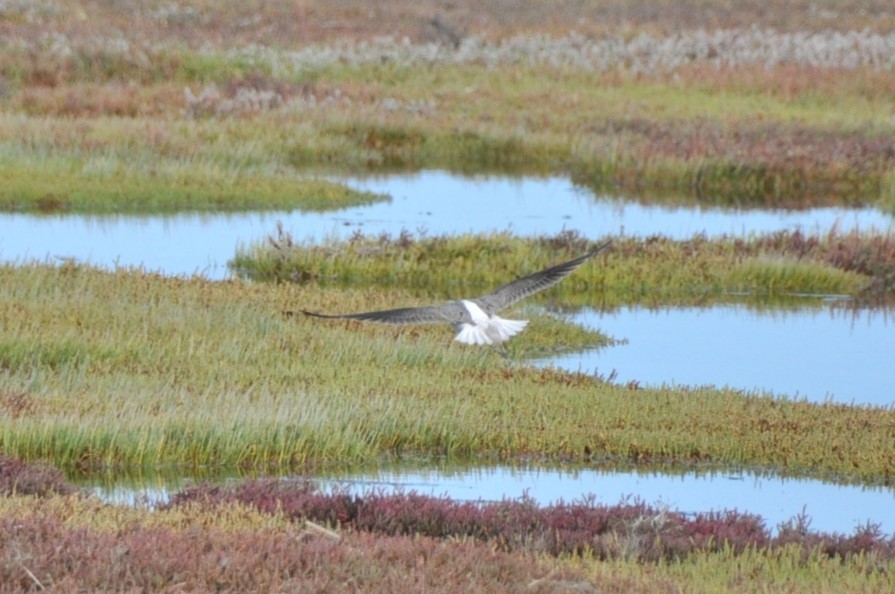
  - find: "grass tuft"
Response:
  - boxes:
[0,147,385,213]
[232,228,887,304]
[1,262,894,482]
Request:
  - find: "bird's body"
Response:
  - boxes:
[453,299,529,346]
[302,240,611,346]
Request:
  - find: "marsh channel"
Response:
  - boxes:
[3,170,893,534]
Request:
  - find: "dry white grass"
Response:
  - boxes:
[4,27,893,82]
[220,28,895,74]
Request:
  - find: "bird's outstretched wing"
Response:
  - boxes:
[302,305,455,325]
[476,240,612,312]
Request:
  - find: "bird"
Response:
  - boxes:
[301,240,611,347]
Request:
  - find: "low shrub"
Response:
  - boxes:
[166,479,895,563]
[0,455,75,498]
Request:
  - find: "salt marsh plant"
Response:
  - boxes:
[0,141,384,213]
[1,261,894,484]
[167,479,895,563]
[2,1,895,212]
[6,489,891,593]
[0,457,893,592]
[1,3,894,588]
[231,229,884,305]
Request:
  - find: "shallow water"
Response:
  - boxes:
[0,171,890,279]
[8,171,893,527]
[88,464,895,535]
[1,171,891,404]
[337,171,893,240]
[540,304,895,406]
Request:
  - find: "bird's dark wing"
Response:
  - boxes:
[302,305,455,325]
[475,240,612,312]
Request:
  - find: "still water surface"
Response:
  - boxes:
[338,171,892,240]
[1,174,890,399]
[0,171,890,278]
[89,465,895,536]
[543,304,894,406]
[5,171,892,528]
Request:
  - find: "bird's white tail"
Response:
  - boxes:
[454,324,492,345]
[453,317,528,346]
[491,316,528,342]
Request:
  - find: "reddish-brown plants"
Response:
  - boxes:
[0,455,75,498]
[165,479,895,563]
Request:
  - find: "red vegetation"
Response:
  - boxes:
[575,119,895,206]
[754,229,895,296]
[0,457,893,591]
[166,479,895,563]
[0,514,574,593]
[0,455,74,498]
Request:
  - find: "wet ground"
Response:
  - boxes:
[87,463,895,536]
[7,170,893,531]
[4,171,888,403]
[1,171,891,278]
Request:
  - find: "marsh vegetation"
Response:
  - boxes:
[1,0,894,591]
[2,458,894,593]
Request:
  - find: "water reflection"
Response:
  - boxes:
[338,171,893,240]
[540,304,895,406]
[86,464,895,535]
[0,210,286,279]
[9,171,892,535]
[0,171,891,279]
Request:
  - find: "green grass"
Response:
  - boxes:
[0,3,893,586]
[1,262,893,484]
[3,58,894,212]
[3,108,888,212]
[572,545,895,593]
[0,142,384,213]
[318,62,895,129]
[291,121,566,175]
[231,231,875,306]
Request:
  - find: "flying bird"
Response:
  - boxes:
[302,240,611,347]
